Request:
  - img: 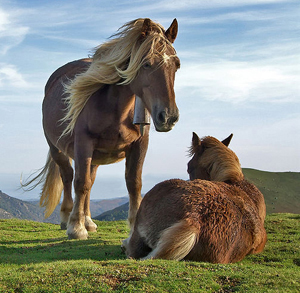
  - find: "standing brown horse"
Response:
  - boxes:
[22,18,180,240]
[125,133,267,263]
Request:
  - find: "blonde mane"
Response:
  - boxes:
[196,136,244,183]
[61,18,176,137]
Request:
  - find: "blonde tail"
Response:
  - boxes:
[143,220,199,260]
[21,152,63,218]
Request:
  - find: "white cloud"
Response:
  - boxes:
[0,8,29,55]
[0,8,9,30]
[0,63,30,89]
[176,59,299,103]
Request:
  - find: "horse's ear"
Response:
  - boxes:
[141,18,152,38]
[192,132,201,148]
[165,18,178,43]
[222,134,233,147]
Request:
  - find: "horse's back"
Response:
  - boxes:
[45,58,92,95]
[42,58,92,149]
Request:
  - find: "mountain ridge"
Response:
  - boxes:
[0,190,128,224]
[1,168,299,223]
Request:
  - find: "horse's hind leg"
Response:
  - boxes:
[83,164,98,232]
[49,146,74,230]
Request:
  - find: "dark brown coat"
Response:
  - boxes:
[125,133,267,263]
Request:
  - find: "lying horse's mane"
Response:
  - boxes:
[190,136,244,183]
[61,18,177,137]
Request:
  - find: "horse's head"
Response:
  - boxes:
[187,132,244,183]
[129,18,180,132]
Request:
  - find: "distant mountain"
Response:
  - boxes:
[0,190,128,224]
[94,169,300,221]
[94,202,129,221]
[0,191,45,222]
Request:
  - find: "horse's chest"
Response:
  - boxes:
[91,128,137,165]
[92,148,126,165]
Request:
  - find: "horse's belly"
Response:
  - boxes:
[92,149,126,165]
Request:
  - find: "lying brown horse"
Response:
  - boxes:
[125,133,267,263]
[22,18,180,239]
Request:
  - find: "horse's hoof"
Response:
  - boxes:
[67,226,88,240]
[86,225,97,232]
[67,231,88,240]
[85,216,97,232]
[121,240,127,254]
[60,222,68,230]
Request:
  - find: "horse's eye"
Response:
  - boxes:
[143,62,151,69]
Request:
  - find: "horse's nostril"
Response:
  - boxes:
[157,111,167,123]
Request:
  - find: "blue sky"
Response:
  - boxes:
[0,0,299,200]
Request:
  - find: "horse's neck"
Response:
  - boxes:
[107,83,133,98]
[104,83,133,105]
[106,84,136,117]
[85,84,136,126]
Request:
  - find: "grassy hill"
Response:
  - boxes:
[242,168,300,214]
[0,214,299,292]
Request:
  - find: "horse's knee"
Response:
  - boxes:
[74,177,92,195]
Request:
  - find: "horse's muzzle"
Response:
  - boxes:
[154,109,179,132]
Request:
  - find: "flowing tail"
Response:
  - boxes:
[21,152,63,218]
[143,220,199,260]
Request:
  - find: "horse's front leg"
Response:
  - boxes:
[67,137,94,240]
[84,164,99,232]
[125,132,149,232]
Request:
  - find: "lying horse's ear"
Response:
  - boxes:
[165,18,178,43]
[192,132,201,148]
[141,18,152,38]
[222,134,233,147]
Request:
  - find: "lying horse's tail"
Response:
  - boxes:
[143,220,199,260]
[21,152,63,218]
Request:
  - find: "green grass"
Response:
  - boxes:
[0,214,299,292]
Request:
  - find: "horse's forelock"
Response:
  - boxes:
[95,18,175,81]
